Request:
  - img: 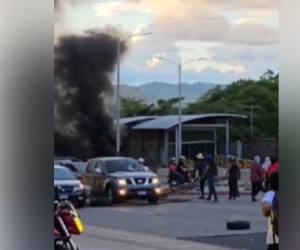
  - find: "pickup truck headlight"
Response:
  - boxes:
[117,179,127,186]
[74,183,85,192]
[151,177,160,185]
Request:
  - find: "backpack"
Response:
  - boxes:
[271,192,279,241]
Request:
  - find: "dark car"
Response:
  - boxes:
[81,157,165,205]
[57,161,87,180]
[71,162,87,180]
[54,165,86,207]
[54,156,83,163]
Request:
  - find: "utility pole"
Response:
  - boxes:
[115,32,152,156]
[178,62,182,158]
[116,38,121,156]
[250,105,254,140]
[155,56,206,161]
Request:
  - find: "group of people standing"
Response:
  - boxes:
[168,153,219,202]
[169,152,279,206]
[168,153,279,250]
[194,153,219,202]
[250,155,279,202]
[168,153,242,203]
[196,153,242,202]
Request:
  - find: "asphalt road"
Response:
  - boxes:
[180,233,267,250]
[77,193,268,249]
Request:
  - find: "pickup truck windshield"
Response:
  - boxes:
[105,159,144,173]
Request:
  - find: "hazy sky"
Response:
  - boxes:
[55,0,278,86]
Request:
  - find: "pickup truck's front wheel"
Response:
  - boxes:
[105,185,117,206]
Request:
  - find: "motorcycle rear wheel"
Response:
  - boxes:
[55,241,79,250]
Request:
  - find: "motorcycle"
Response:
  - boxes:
[54,187,84,250]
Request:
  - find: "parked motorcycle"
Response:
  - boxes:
[54,187,84,250]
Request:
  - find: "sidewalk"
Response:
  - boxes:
[74,225,240,250]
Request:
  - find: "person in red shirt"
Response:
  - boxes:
[250,155,264,202]
[265,157,279,191]
[168,157,184,185]
[266,157,279,179]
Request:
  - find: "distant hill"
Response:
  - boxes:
[118,82,218,104]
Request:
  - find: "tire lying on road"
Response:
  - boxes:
[226,220,250,230]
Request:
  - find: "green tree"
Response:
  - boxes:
[121,97,154,117]
[153,97,180,115]
[121,97,180,117]
[184,71,278,140]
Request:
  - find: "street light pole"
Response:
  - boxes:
[116,38,121,156]
[155,56,206,161]
[250,105,254,140]
[178,62,182,158]
[115,32,152,156]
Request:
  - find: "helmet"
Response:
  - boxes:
[179,155,186,160]
[170,157,176,163]
[138,157,145,163]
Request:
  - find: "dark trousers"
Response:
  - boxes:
[229,178,239,198]
[169,173,185,185]
[251,181,262,197]
[199,176,206,196]
[267,244,279,250]
[207,176,218,201]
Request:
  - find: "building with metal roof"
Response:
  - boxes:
[120,113,247,166]
[132,114,247,130]
[120,116,156,126]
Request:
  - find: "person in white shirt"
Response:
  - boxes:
[261,171,279,250]
[138,157,151,172]
[262,156,271,172]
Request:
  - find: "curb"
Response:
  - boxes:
[172,191,251,196]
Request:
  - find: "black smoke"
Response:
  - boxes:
[55,31,126,159]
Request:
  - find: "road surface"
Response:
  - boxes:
[75,193,267,249]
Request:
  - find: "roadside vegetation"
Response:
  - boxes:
[121,70,278,140]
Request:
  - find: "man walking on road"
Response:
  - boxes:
[250,155,264,202]
[195,153,207,200]
[226,158,241,200]
[205,155,218,202]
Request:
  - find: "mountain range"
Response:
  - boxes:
[118,82,218,104]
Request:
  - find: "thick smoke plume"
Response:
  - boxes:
[55,31,126,158]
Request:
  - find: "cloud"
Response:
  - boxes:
[93,0,154,17]
[61,0,278,46]
[225,22,278,45]
[121,0,277,45]
[55,0,278,85]
[146,55,162,68]
[184,60,246,74]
